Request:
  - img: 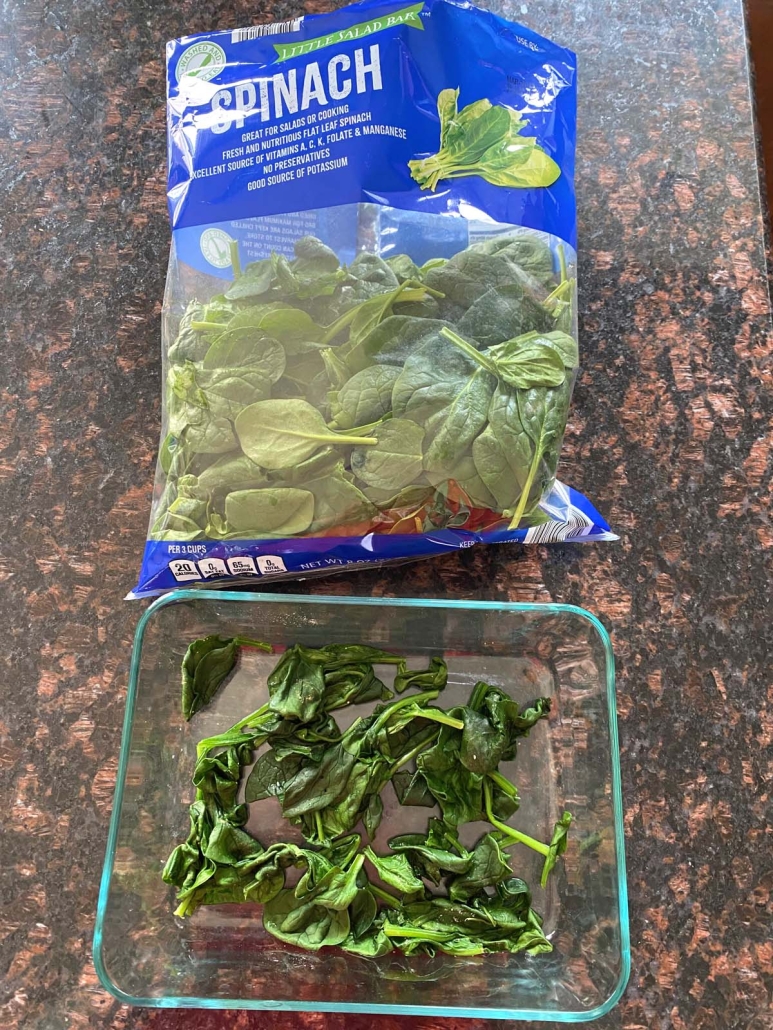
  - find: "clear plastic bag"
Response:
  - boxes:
[131,0,613,597]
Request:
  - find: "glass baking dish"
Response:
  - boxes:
[93,590,629,1020]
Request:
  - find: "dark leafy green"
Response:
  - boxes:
[181,635,271,720]
[154,229,576,542]
[164,642,570,960]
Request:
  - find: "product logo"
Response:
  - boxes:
[200,228,234,268]
[274,2,424,62]
[175,41,227,83]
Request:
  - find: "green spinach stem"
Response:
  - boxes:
[415,709,465,730]
[229,240,242,279]
[233,637,272,652]
[190,320,226,332]
[543,277,572,309]
[487,769,519,798]
[383,924,452,941]
[369,689,441,735]
[195,702,271,759]
[483,779,549,856]
[390,730,440,772]
[368,884,401,909]
[174,895,196,918]
[314,810,325,843]
[508,440,541,531]
[440,327,496,374]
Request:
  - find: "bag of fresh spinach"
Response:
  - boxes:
[131,0,614,597]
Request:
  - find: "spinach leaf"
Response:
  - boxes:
[456,284,551,347]
[348,887,378,939]
[437,86,460,148]
[225,257,274,300]
[195,453,267,496]
[243,842,310,903]
[181,634,271,720]
[440,327,566,390]
[263,888,351,949]
[151,494,208,540]
[323,281,437,365]
[264,446,339,487]
[305,467,376,532]
[392,767,436,807]
[540,811,572,888]
[292,235,340,277]
[471,384,534,511]
[394,656,448,695]
[364,847,426,896]
[167,385,238,455]
[447,832,513,901]
[508,381,571,527]
[386,253,423,282]
[350,419,425,493]
[342,917,393,957]
[179,363,273,422]
[244,749,287,803]
[328,365,400,430]
[202,328,286,381]
[388,821,472,883]
[168,301,210,364]
[267,644,328,722]
[235,399,377,469]
[224,487,314,536]
[204,304,323,357]
[470,234,555,286]
[416,717,484,826]
[537,329,579,369]
[343,251,399,294]
[361,481,433,512]
[308,853,366,911]
[360,315,452,367]
[430,454,498,510]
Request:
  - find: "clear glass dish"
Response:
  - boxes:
[93,590,629,1020]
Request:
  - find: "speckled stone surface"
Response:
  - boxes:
[1,0,771,1028]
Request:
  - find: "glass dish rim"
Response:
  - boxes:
[93,588,630,1021]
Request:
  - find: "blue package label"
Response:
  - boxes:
[165,0,576,245]
[131,481,616,598]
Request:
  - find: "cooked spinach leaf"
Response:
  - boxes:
[181,634,271,720]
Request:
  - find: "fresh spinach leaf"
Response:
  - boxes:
[224,487,315,536]
[350,419,425,493]
[440,327,566,390]
[328,365,400,430]
[235,399,377,469]
[508,381,571,527]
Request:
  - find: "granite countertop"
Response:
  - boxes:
[1,0,771,1028]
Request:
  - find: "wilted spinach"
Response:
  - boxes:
[181,634,272,720]
[164,639,571,960]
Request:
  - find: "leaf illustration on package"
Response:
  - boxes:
[409,89,561,192]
